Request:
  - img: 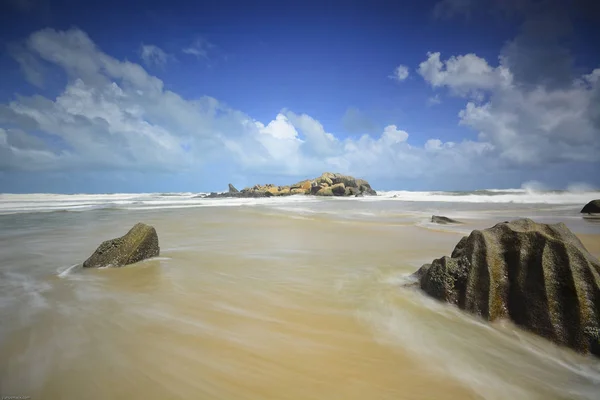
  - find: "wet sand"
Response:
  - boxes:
[1,201,599,400]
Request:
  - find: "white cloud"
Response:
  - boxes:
[182,37,214,59]
[418,52,512,97]
[381,125,409,144]
[1,27,598,190]
[416,48,600,166]
[584,69,600,85]
[8,43,45,87]
[458,81,600,165]
[140,44,169,67]
[390,65,410,82]
[424,139,442,151]
[286,111,339,157]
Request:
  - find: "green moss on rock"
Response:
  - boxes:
[83,223,160,268]
[413,218,600,357]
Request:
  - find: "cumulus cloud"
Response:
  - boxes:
[1,27,598,191]
[421,1,600,169]
[390,65,410,82]
[418,52,512,97]
[418,50,599,166]
[140,44,170,67]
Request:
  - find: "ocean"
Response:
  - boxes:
[1,189,599,399]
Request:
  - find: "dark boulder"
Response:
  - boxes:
[83,223,160,268]
[412,218,600,357]
[355,179,377,195]
[581,200,600,214]
[331,183,346,196]
[228,183,239,193]
[431,215,462,224]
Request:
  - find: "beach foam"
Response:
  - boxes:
[0,186,598,215]
[374,189,600,204]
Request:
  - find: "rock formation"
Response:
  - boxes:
[412,218,600,357]
[83,223,160,268]
[581,200,600,214]
[201,172,376,198]
[431,215,461,224]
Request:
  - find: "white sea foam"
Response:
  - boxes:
[57,264,82,278]
[0,187,598,215]
[374,189,600,204]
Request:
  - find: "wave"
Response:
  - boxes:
[0,192,319,215]
[0,186,597,215]
[374,189,599,205]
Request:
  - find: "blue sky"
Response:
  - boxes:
[0,0,599,193]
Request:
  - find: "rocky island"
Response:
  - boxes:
[199,172,377,198]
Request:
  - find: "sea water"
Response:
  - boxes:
[0,188,599,399]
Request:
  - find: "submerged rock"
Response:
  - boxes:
[581,200,600,214]
[83,223,160,268]
[431,215,461,224]
[412,218,600,357]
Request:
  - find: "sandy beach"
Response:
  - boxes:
[1,190,599,400]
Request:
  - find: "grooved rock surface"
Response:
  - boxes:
[413,218,600,357]
[83,223,160,268]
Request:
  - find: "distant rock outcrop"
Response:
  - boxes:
[581,200,600,214]
[204,173,376,198]
[431,215,462,224]
[83,223,160,268]
[412,218,600,357]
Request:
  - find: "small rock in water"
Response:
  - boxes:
[82,223,160,268]
[581,199,600,214]
[412,218,600,357]
[431,215,461,224]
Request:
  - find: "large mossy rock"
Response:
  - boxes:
[83,223,160,268]
[412,218,600,357]
[315,186,334,196]
[581,200,600,214]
